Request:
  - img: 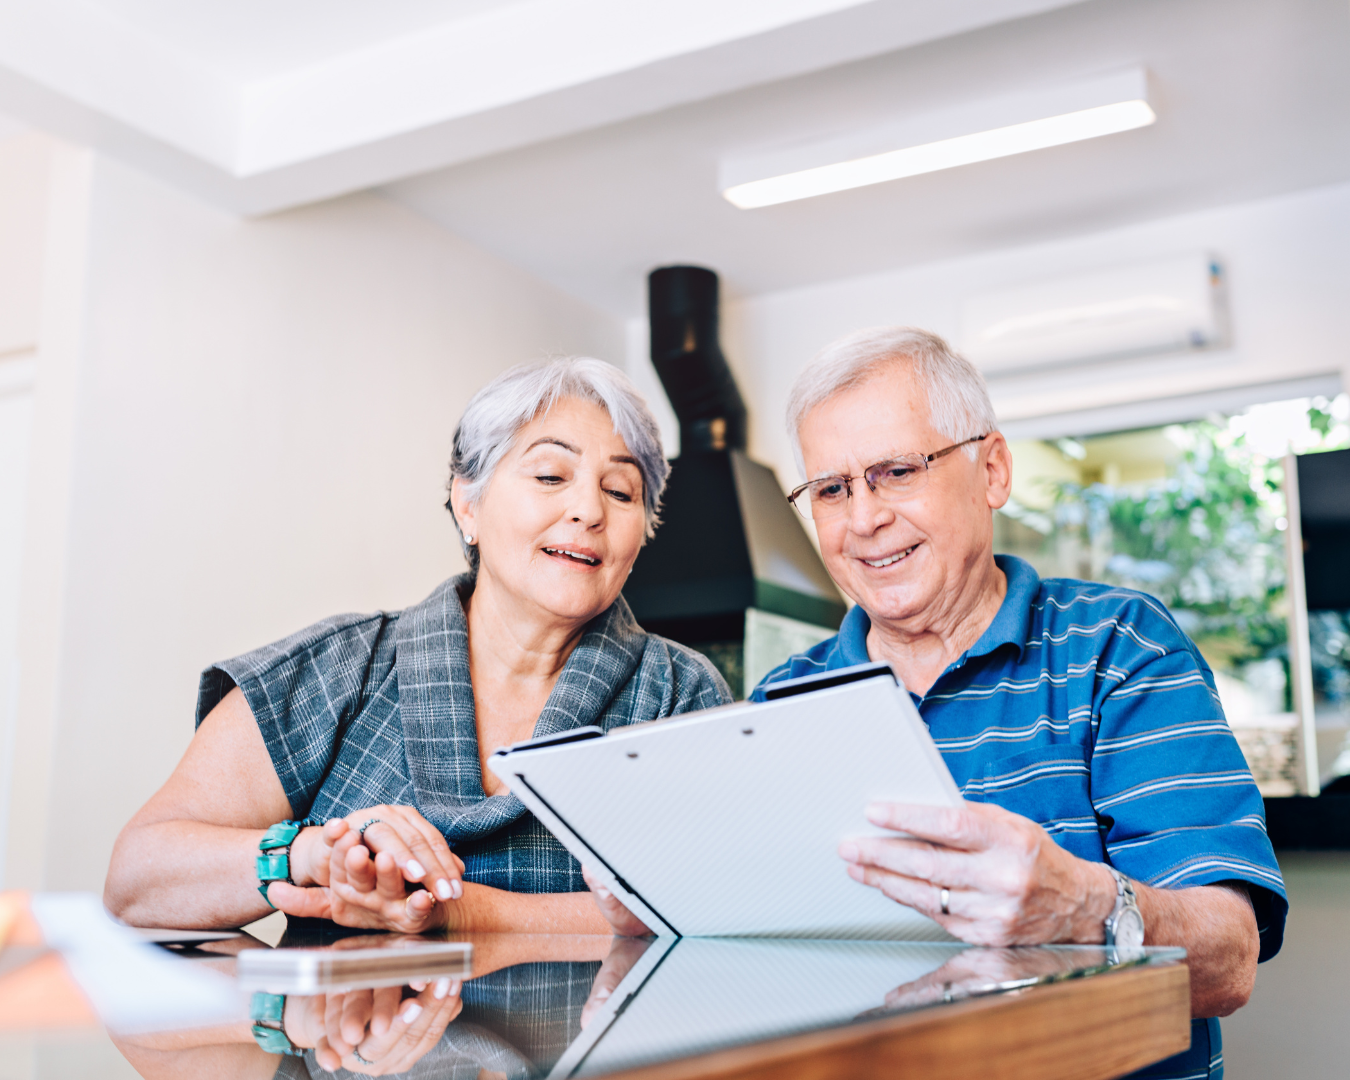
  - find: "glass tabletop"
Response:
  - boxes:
[86,927,1184,1079]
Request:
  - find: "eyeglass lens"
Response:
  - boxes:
[795,455,929,519]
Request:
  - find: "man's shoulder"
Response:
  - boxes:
[750,635,840,700]
[1024,574,1194,656]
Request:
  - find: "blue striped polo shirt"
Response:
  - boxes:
[752,554,1286,1080]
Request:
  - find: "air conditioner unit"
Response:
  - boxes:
[959,253,1225,373]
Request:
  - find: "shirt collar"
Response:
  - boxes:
[831,553,1040,668]
[969,554,1039,662]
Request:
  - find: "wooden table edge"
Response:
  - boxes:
[590,960,1192,1080]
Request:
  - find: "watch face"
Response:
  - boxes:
[1115,909,1145,950]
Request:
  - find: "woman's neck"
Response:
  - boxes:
[463,569,587,687]
[462,569,592,796]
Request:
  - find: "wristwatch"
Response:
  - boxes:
[1103,866,1145,950]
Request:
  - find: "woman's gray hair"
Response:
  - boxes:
[446,357,670,571]
[786,326,999,474]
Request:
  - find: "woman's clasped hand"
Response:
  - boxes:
[281,976,463,1075]
[269,808,467,933]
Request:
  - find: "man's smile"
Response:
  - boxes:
[859,543,920,569]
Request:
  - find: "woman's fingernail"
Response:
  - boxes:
[595,987,611,1000]
[401,1002,422,1024]
[839,841,859,862]
[596,887,611,900]
[434,977,451,999]
[846,863,865,882]
[865,803,887,824]
[406,859,426,879]
[450,879,463,899]
[449,981,461,996]
[435,879,453,900]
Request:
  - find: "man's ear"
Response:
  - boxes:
[983,433,1013,511]
[450,476,477,539]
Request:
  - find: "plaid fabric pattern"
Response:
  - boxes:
[198,575,729,893]
[281,959,599,1079]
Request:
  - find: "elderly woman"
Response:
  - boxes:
[105,357,730,939]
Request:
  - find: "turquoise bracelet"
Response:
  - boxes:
[256,818,321,906]
[249,992,305,1056]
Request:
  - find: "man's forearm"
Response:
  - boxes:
[451,886,613,936]
[1135,880,1258,1017]
[1061,858,1258,1016]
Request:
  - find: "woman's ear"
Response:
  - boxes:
[450,476,477,541]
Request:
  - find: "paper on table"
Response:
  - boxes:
[29,894,245,1033]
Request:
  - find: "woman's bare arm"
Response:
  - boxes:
[104,688,322,928]
[450,887,615,935]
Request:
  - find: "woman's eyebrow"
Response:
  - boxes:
[524,436,581,454]
[610,455,639,466]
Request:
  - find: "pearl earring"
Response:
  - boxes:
[465,535,475,545]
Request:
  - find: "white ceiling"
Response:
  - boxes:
[84,0,520,80]
[1,0,1345,320]
[0,0,1085,211]
[386,0,1350,315]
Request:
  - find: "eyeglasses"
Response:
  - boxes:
[786,434,989,521]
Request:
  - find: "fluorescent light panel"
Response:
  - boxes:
[721,68,1154,210]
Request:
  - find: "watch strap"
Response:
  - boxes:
[1104,866,1141,946]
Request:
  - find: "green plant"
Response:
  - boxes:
[1049,420,1289,677]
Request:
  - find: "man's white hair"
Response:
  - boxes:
[786,326,999,475]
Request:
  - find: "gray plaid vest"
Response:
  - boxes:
[197,575,729,893]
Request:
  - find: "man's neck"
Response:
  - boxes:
[864,558,1008,697]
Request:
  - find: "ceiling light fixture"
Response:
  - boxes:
[721,68,1155,210]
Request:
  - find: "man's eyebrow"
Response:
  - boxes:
[524,437,581,454]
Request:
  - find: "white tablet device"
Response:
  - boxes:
[488,662,963,941]
[549,936,962,1079]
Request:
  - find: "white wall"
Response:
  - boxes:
[665,181,1350,490]
[3,150,623,893]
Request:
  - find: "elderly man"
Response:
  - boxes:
[754,327,1285,1080]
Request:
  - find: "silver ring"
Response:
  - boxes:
[357,818,382,845]
[939,887,950,916]
[352,1048,376,1066]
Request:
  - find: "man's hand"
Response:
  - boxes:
[838,801,1115,946]
[582,866,652,937]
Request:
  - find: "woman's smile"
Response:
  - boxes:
[541,545,603,568]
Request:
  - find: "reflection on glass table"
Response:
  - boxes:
[106,929,1182,1080]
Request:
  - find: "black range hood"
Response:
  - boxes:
[624,266,847,688]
